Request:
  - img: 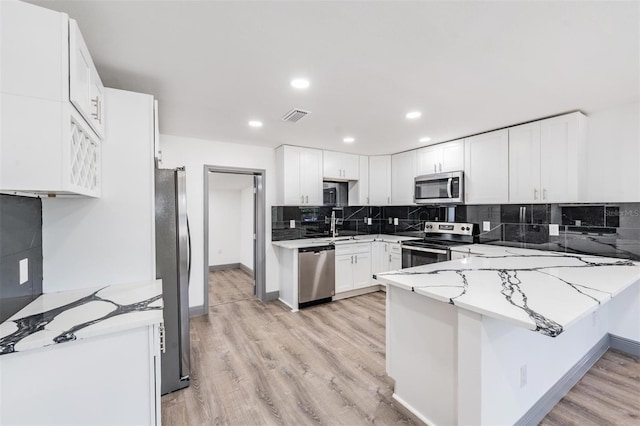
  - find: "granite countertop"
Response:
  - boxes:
[0,280,163,355]
[272,234,420,249]
[377,246,640,337]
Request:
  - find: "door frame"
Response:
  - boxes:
[203,165,267,312]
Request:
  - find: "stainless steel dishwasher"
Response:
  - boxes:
[298,245,335,308]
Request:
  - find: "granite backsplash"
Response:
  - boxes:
[272,202,640,261]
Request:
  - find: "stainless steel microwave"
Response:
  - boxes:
[414,171,464,204]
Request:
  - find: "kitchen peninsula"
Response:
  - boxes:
[376,245,640,426]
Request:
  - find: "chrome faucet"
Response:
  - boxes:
[330,211,338,239]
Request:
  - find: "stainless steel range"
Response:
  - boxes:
[401,221,479,268]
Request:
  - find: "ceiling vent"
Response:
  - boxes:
[282,108,310,123]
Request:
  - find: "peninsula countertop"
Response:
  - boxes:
[272,234,420,249]
[376,245,640,337]
[0,279,163,355]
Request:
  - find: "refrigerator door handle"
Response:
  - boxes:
[186,217,192,282]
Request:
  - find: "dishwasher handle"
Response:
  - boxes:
[298,245,335,253]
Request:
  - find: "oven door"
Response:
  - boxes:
[401,246,449,268]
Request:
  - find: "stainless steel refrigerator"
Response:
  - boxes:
[155,167,191,395]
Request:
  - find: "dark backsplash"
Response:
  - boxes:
[273,202,640,261]
[0,194,44,322]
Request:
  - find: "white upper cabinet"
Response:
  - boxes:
[276,145,323,205]
[509,122,542,203]
[0,1,101,197]
[509,112,587,203]
[348,155,369,205]
[323,150,359,180]
[464,129,509,204]
[416,139,464,176]
[69,19,105,139]
[391,150,416,205]
[368,155,392,205]
[539,112,587,203]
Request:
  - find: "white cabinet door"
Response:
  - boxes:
[509,122,541,203]
[342,153,360,180]
[539,113,583,203]
[391,150,416,205]
[353,252,372,289]
[464,129,509,204]
[441,139,465,172]
[323,150,341,179]
[416,145,441,176]
[369,155,392,205]
[349,155,369,205]
[277,146,322,205]
[69,19,104,139]
[301,148,323,205]
[335,254,354,293]
[390,253,402,271]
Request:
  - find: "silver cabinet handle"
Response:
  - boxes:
[355,255,358,264]
[351,255,354,264]
[385,244,387,252]
[388,254,392,263]
[543,189,547,200]
[433,164,437,173]
[387,196,390,204]
[534,188,538,200]
[305,195,309,203]
[301,195,304,203]
[366,196,369,205]
[439,163,442,172]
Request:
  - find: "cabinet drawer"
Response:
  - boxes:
[335,245,354,256]
[389,243,402,254]
[352,243,371,254]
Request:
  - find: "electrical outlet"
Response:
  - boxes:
[549,224,560,236]
[394,218,399,226]
[520,365,527,388]
[289,220,295,228]
[364,217,368,223]
[19,258,28,285]
[575,220,582,226]
[483,221,491,232]
[367,218,372,225]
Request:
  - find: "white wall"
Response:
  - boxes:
[42,89,155,292]
[586,101,640,202]
[159,135,278,308]
[208,187,241,266]
[240,186,254,271]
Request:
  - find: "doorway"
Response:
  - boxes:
[203,166,266,312]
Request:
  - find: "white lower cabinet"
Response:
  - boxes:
[0,324,161,425]
[335,243,372,293]
[372,242,402,283]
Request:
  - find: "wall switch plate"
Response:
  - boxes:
[483,221,491,232]
[364,217,368,223]
[388,218,392,224]
[367,218,372,225]
[19,258,28,285]
[393,218,399,225]
[575,220,581,226]
[289,219,295,228]
[549,224,560,236]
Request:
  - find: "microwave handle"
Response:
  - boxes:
[447,178,453,198]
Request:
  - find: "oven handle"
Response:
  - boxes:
[447,178,453,198]
[401,245,448,255]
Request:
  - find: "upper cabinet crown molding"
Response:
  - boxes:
[0,0,102,197]
[323,150,359,180]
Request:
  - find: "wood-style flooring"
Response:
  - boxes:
[163,269,640,426]
[540,349,640,426]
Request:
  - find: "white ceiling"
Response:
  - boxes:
[29,0,639,155]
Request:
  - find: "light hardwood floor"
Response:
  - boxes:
[163,269,640,426]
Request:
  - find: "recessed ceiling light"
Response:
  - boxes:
[419,137,431,143]
[406,111,422,119]
[290,78,310,89]
[248,120,263,128]
[343,137,355,143]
